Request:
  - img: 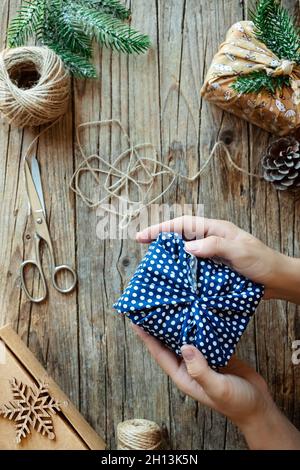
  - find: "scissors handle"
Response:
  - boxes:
[52,264,77,294]
[21,233,77,302]
[20,259,47,303]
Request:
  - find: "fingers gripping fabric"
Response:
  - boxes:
[114,233,264,368]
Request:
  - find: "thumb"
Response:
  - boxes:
[181,345,228,400]
[185,236,237,261]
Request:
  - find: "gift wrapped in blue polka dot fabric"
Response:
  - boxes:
[113,232,264,368]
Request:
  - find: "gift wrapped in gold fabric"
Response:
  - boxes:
[201,21,300,136]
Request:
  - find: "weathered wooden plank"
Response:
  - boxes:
[195,0,250,451]
[248,0,300,440]
[73,45,111,445]
[123,0,171,447]
[0,0,80,410]
[74,0,170,449]
[157,0,204,450]
[0,0,24,329]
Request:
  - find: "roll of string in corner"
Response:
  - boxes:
[117,419,162,450]
[0,46,70,127]
[69,119,263,228]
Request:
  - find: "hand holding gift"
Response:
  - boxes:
[132,215,300,450]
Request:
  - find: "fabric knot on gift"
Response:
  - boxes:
[201,20,300,134]
[271,60,295,77]
[113,232,264,368]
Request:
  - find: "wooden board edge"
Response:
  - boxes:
[0,324,106,450]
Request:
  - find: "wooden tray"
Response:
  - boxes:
[0,325,106,450]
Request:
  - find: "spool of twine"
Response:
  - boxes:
[0,46,70,127]
[117,419,162,450]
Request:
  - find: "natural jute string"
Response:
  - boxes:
[117,419,162,450]
[0,46,70,127]
[70,119,263,228]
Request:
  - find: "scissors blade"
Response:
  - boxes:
[31,157,46,216]
[24,159,45,218]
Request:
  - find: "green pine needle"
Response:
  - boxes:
[47,42,98,78]
[69,5,151,54]
[46,2,93,59]
[77,0,131,20]
[7,0,150,78]
[250,0,300,63]
[232,71,290,94]
[232,0,300,95]
[8,0,46,47]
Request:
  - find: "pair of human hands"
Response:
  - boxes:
[132,216,300,449]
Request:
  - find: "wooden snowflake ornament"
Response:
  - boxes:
[0,378,60,444]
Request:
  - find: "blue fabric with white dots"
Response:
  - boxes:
[114,232,264,368]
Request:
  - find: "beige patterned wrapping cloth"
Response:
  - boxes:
[201,21,300,136]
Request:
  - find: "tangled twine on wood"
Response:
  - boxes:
[0,46,70,127]
[117,419,162,450]
[70,119,262,228]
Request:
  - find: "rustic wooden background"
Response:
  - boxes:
[0,0,299,450]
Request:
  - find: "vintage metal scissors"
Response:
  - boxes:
[20,157,77,303]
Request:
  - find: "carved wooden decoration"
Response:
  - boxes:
[0,379,61,443]
[0,325,105,450]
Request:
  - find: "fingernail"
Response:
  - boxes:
[181,346,195,361]
[185,240,198,252]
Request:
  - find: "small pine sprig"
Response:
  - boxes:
[80,0,131,20]
[250,0,300,63]
[7,0,46,47]
[45,42,97,78]
[233,0,300,95]
[7,0,150,78]
[232,71,290,94]
[68,5,150,54]
[44,0,93,59]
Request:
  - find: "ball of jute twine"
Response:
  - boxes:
[117,419,162,450]
[0,46,70,127]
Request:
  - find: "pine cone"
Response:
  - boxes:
[262,137,300,191]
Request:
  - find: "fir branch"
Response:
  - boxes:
[44,1,93,58]
[75,0,131,20]
[59,14,93,59]
[251,0,300,63]
[232,71,290,94]
[8,0,46,47]
[69,5,150,54]
[46,42,98,78]
[7,0,150,78]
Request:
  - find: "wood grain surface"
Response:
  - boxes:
[0,0,299,450]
